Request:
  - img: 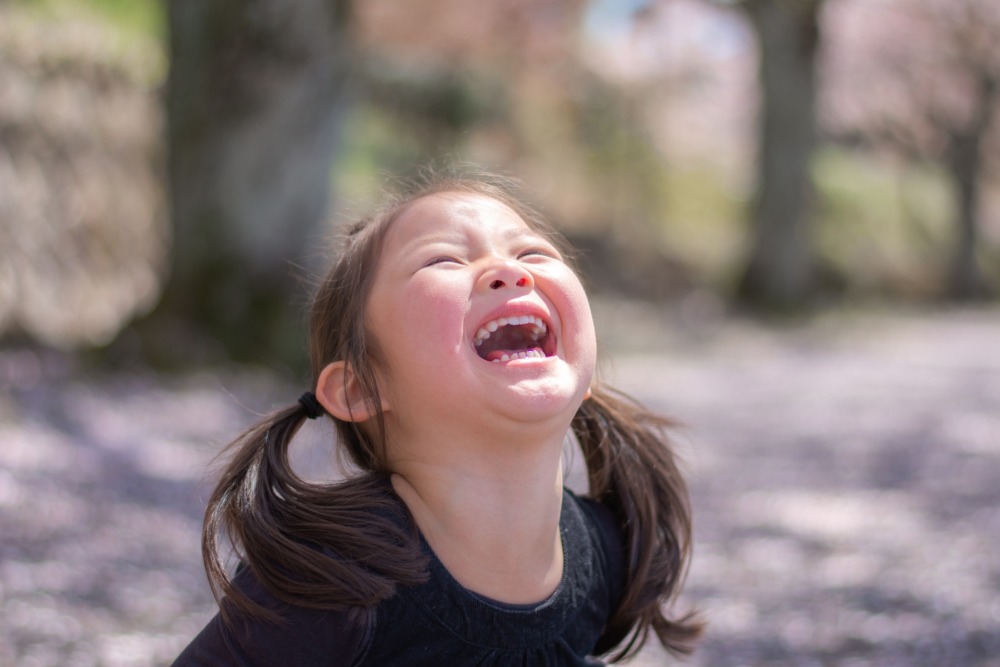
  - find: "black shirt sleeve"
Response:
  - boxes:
[172,567,369,667]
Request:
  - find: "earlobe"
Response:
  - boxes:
[316,360,388,422]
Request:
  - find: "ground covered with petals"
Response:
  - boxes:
[2,306,999,666]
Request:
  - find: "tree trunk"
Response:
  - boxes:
[947,133,985,299]
[140,0,352,368]
[945,74,995,300]
[736,0,822,309]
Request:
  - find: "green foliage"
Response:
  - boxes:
[331,63,512,213]
[657,164,748,287]
[10,0,164,41]
[813,146,953,296]
[8,0,166,85]
[580,107,668,224]
[331,102,439,211]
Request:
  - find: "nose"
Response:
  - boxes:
[480,260,534,292]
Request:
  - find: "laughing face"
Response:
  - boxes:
[365,192,597,437]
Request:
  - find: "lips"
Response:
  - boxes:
[473,312,557,362]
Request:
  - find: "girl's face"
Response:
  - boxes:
[365,192,597,435]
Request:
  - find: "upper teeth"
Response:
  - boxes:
[474,315,547,346]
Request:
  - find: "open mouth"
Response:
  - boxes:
[473,314,556,363]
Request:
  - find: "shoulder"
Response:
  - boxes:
[563,489,630,652]
[563,488,626,583]
[172,566,372,667]
[568,491,624,548]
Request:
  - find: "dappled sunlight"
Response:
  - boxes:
[741,489,926,544]
[4,0,1000,662]
[0,355,316,666]
[4,308,999,665]
[606,306,1000,665]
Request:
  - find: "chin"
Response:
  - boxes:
[499,379,587,423]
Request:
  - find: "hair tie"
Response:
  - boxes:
[298,391,325,419]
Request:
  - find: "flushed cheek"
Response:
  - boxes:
[565,300,597,376]
[371,303,466,416]
[542,272,596,363]
[393,283,470,357]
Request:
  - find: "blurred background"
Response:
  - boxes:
[1,0,998,665]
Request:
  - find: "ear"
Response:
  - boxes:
[316,360,388,423]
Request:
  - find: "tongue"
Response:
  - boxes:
[478,323,544,362]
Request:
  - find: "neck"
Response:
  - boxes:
[388,419,567,605]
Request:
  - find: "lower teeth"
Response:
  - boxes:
[491,349,543,363]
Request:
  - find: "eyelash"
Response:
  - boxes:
[423,249,556,267]
[425,256,460,266]
[518,248,554,260]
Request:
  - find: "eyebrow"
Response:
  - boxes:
[506,227,563,254]
[397,233,465,253]
[502,227,547,242]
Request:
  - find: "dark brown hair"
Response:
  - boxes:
[202,168,703,659]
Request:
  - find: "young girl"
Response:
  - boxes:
[173,171,703,666]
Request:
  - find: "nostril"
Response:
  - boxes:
[490,279,504,289]
[516,277,528,287]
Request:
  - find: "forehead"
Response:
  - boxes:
[383,192,534,251]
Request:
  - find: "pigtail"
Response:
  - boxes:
[201,404,428,627]
[572,384,704,661]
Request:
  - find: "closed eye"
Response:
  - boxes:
[424,256,462,267]
[518,248,559,261]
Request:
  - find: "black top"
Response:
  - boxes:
[173,488,626,666]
